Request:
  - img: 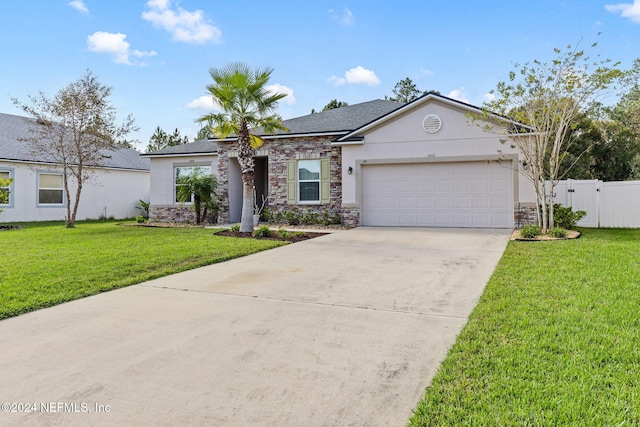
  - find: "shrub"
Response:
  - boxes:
[553,204,586,230]
[135,215,146,223]
[277,228,289,239]
[230,223,240,232]
[520,225,542,239]
[252,225,272,238]
[293,231,306,238]
[548,227,568,238]
[284,210,301,226]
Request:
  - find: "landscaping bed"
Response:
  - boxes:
[215,229,327,242]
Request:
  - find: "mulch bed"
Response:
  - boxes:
[0,225,24,231]
[511,229,581,241]
[215,229,327,243]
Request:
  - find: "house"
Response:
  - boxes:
[143,93,537,228]
[0,112,150,222]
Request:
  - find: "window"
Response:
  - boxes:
[38,172,64,205]
[174,166,211,203]
[298,160,320,202]
[286,159,329,204]
[0,170,12,207]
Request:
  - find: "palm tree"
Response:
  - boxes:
[175,169,218,224]
[198,62,288,232]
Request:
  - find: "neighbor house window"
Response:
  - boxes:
[298,160,320,202]
[174,166,211,203]
[0,169,12,207]
[38,172,64,205]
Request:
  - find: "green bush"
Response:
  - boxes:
[553,204,586,230]
[230,223,240,232]
[252,225,272,238]
[520,225,542,239]
[548,227,568,238]
[135,215,146,223]
[277,228,289,239]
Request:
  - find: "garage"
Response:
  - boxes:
[361,161,513,228]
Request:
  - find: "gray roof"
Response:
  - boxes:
[0,112,149,170]
[269,99,405,135]
[143,99,405,157]
[142,139,219,156]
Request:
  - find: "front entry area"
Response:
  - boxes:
[228,157,268,223]
[361,161,514,228]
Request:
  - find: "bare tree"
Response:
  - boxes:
[12,70,138,227]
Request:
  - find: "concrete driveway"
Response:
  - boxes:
[0,227,511,426]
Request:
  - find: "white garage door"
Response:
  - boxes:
[361,161,513,228]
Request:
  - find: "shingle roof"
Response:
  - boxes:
[142,139,219,156]
[0,112,149,170]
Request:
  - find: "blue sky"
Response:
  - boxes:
[1,0,640,150]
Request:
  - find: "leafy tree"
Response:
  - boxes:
[195,125,212,141]
[146,126,189,152]
[385,78,438,103]
[311,99,349,114]
[175,168,218,224]
[0,178,12,215]
[12,70,137,228]
[198,62,288,232]
[482,42,626,231]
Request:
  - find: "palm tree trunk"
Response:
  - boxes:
[240,171,255,232]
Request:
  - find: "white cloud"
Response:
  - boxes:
[328,65,380,87]
[447,87,470,103]
[329,8,355,26]
[605,0,640,22]
[419,68,434,77]
[483,92,495,102]
[68,0,89,14]
[142,0,222,44]
[87,32,157,65]
[266,84,296,106]
[187,95,221,112]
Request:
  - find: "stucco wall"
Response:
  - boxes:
[339,100,536,207]
[0,161,150,222]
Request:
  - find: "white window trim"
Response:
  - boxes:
[174,165,212,205]
[0,167,14,208]
[36,170,65,208]
[297,160,321,204]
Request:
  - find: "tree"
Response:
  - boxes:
[0,178,12,216]
[146,126,189,152]
[482,42,626,231]
[12,70,137,228]
[175,168,218,224]
[198,62,288,232]
[195,125,212,141]
[385,78,438,103]
[311,99,349,114]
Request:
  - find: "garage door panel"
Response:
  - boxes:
[362,162,513,228]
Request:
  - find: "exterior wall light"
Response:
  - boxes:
[348,166,353,175]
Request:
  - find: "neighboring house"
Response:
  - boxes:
[0,112,150,222]
[143,94,537,228]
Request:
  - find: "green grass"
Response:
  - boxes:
[0,220,286,319]
[409,228,640,426]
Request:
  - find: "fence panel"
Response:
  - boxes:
[599,181,640,228]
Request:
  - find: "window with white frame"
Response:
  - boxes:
[174,165,211,203]
[298,160,320,202]
[0,170,11,206]
[38,172,64,205]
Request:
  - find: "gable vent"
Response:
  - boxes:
[422,114,442,134]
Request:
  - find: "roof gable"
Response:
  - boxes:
[335,93,532,142]
[0,112,149,170]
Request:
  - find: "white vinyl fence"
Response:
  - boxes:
[554,179,640,228]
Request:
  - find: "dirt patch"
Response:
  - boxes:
[215,229,327,243]
[511,229,581,241]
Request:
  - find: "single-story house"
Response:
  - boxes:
[143,93,537,228]
[0,112,150,222]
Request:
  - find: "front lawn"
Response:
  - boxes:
[409,228,640,426]
[0,221,286,320]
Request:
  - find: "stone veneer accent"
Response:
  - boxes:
[514,205,538,228]
[217,136,357,226]
[150,205,216,224]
